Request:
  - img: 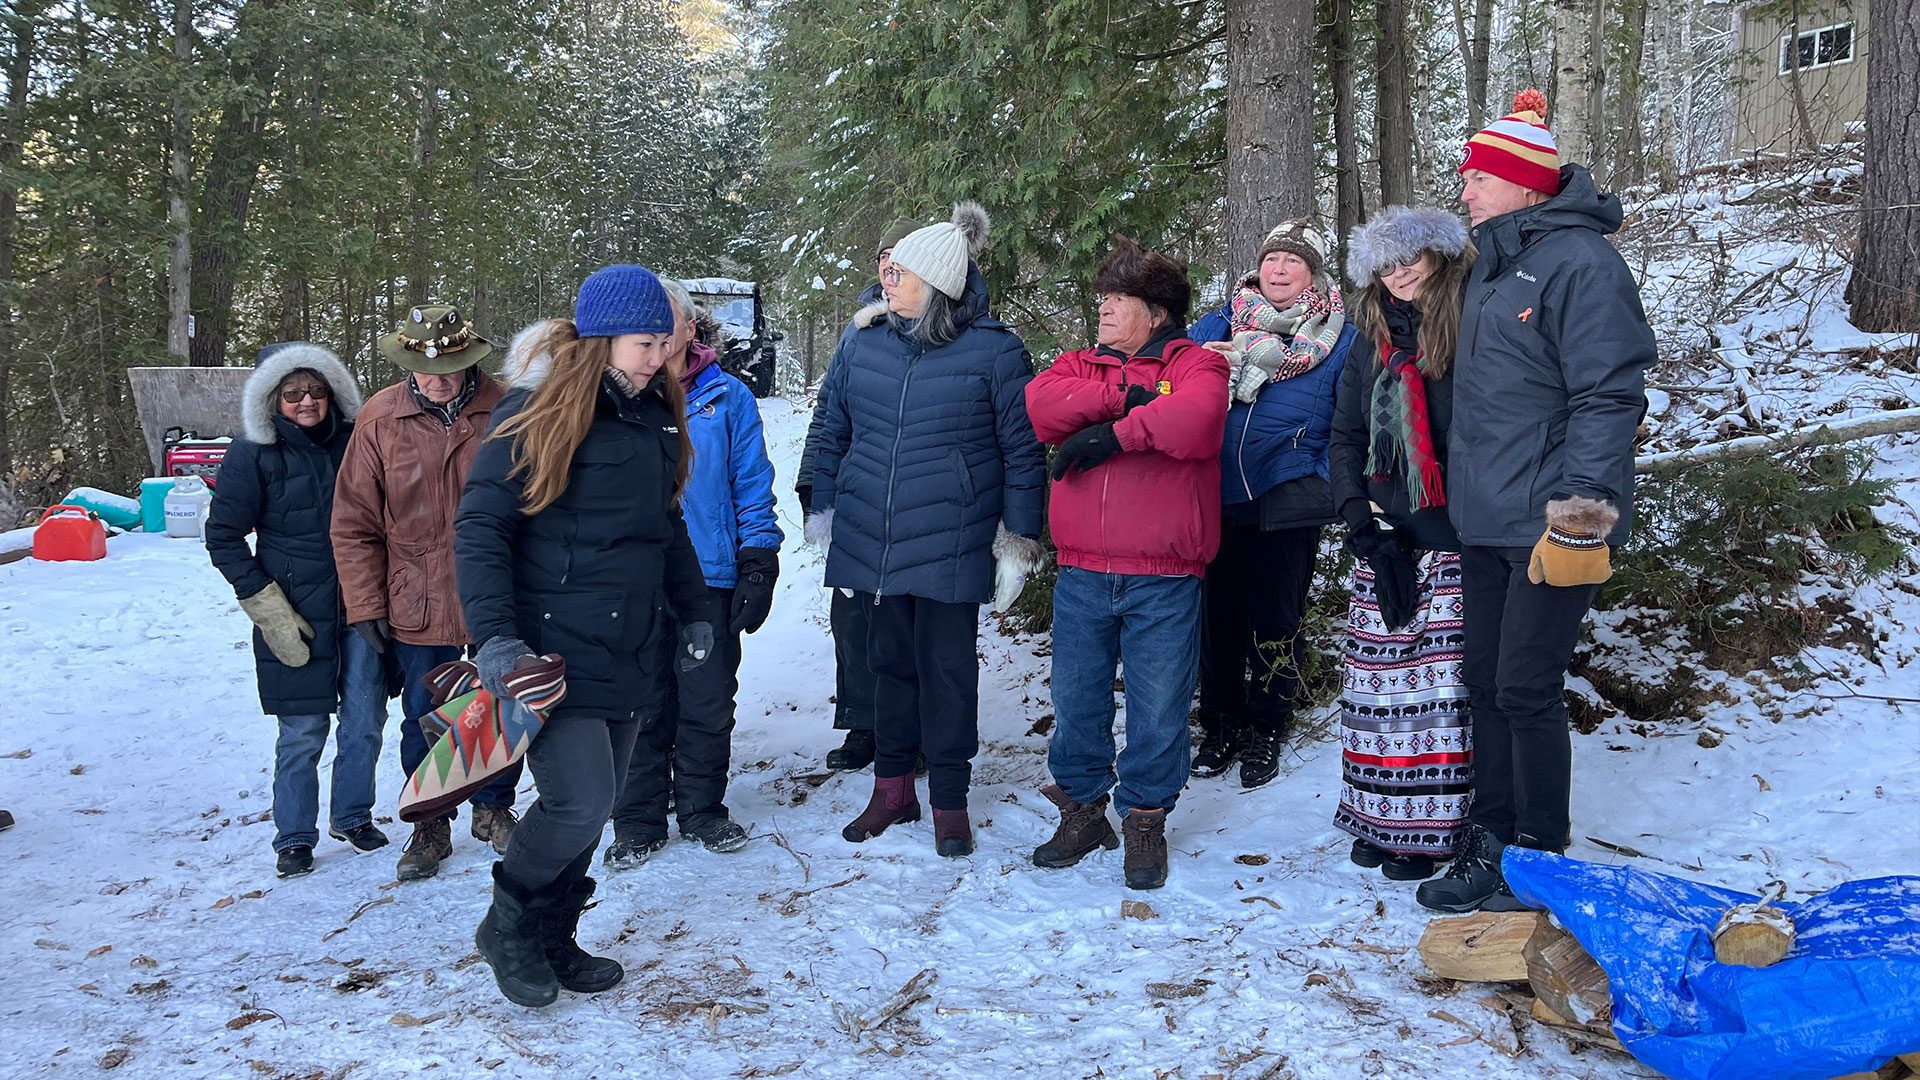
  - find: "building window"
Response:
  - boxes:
[1779,22,1855,74]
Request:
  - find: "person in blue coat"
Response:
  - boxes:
[806,201,1048,858]
[607,278,783,865]
[205,342,384,881]
[456,265,718,1008]
[1186,218,1356,790]
[796,216,923,773]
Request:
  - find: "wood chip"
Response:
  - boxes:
[1121,900,1156,921]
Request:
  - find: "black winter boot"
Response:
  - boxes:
[1416,825,1505,913]
[1350,838,1388,867]
[1190,722,1243,778]
[1239,724,1285,789]
[474,864,560,1008]
[825,729,875,771]
[539,876,624,994]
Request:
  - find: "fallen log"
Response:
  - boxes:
[1829,1060,1904,1080]
[1635,408,1920,474]
[1524,919,1613,1028]
[1416,912,1542,983]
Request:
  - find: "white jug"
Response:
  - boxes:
[164,475,212,539]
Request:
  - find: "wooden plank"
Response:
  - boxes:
[1416,912,1542,983]
[1529,997,1628,1054]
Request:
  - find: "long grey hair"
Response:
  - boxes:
[889,288,962,348]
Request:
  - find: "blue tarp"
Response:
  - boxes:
[1503,847,1920,1080]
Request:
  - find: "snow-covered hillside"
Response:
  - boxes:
[3,391,1915,1080]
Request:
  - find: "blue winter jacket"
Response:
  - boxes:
[682,356,784,587]
[810,265,1047,605]
[1188,303,1356,505]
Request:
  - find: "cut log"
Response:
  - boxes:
[1827,1061,1903,1080]
[1899,1053,1920,1073]
[1712,903,1796,968]
[1524,919,1613,1028]
[1417,912,1543,982]
[1529,997,1627,1054]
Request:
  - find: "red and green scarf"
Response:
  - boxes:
[1366,297,1446,510]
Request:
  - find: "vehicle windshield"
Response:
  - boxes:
[694,296,755,339]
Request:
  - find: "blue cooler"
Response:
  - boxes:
[140,477,177,533]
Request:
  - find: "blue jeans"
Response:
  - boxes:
[271,629,388,851]
[394,642,521,819]
[1047,568,1202,816]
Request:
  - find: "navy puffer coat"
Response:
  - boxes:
[206,342,365,716]
[455,358,713,723]
[809,266,1047,605]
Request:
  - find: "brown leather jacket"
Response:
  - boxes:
[332,371,505,646]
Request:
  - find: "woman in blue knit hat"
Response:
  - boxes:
[453,264,718,1008]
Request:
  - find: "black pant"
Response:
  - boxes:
[1199,523,1322,737]
[612,586,743,839]
[1459,545,1598,851]
[832,588,877,731]
[501,711,642,893]
[868,594,980,810]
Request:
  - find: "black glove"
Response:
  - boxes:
[1122,383,1158,414]
[729,546,779,635]
[679,620,715,671]
[1049,422,1123,480]
[1345,521,1419,632]
[795,484,814,514]
[351,618,391,654]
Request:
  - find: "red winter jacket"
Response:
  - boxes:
[1026,333,1230,577]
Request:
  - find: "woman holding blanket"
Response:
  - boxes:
[1329,206,1477,882]
[454,265,716,1008]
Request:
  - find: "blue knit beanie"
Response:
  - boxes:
[574,265,674,338]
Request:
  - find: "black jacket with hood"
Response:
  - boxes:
[1448,164,1657,548]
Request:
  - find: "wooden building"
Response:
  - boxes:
[1731,0,1870,153]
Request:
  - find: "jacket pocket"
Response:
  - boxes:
[528,592,626,685]
[385,540,435,634]
[946,448,977,503]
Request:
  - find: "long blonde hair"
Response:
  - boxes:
[492,320,693,516]
[1351,240,1477,380]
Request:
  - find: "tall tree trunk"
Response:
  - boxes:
[1469,0,1493,133]
[1585,0,1608,173]
[1847,0,1920,330]
[1375,0,1416,206]
[166,0,192,360]
[1783,0,1820,150]
[1224,0,1318,272]
[1609,0,1648,186]
[1653,0,1680,189]
[189,0,285,367]
[1328,0,1365,250]
[1552,0,1599,165]
[0,2,38,478]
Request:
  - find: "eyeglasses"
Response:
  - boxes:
[280,386,330,404]
[881,265,905,285]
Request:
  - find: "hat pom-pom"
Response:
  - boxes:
[1512,87,1549,119]
[951,200,990,256]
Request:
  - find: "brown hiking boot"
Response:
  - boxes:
[1122,809,1168,890]
[472,806,519,856]
[396,818,453,882]
[1031,784,1119,868]
[933,808,973,857]
[841,774,920,842]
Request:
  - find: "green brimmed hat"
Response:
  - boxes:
[378,304,495,374]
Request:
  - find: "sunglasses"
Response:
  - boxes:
[280,385,331,404]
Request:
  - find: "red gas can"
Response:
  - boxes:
[32,504,108,562]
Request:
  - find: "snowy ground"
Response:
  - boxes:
[3,393,1917,1080]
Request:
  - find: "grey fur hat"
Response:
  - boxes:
[1344,206,1471,284]
[241,341,362,444]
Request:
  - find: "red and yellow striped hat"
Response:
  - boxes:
[1459,88,1562,196]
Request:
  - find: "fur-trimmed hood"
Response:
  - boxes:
[1344,206,1471,284]
[241,341,363,444]
[503,319,564,390]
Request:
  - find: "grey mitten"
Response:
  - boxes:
[679,621,715,671]
[238,582,314,668]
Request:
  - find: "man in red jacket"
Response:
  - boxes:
[1025,236,1229,890]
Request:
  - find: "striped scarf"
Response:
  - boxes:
[1227,274,1347,384]
[1366,297,1445,511]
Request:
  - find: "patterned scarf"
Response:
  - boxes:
[1227,273,1347,385]
[1366,295,1445,510]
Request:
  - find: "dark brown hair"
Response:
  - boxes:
[492,321,692,515]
